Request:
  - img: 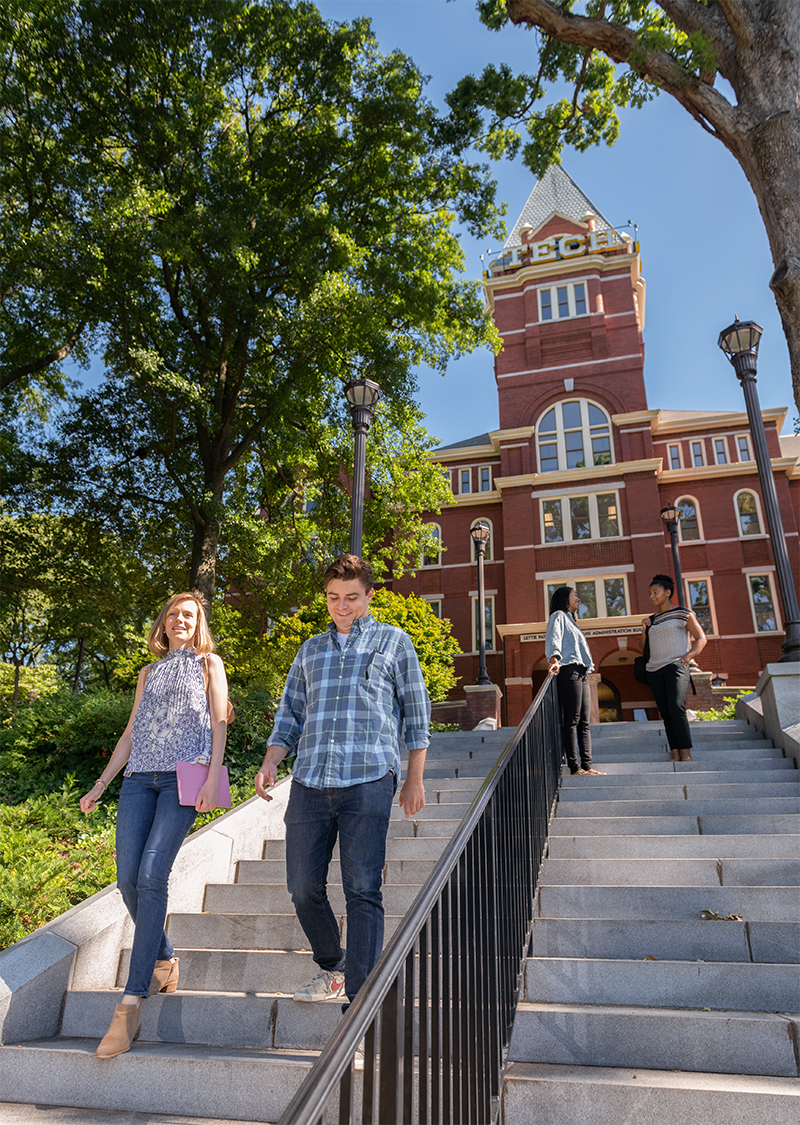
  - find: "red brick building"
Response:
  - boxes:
[392,167,800,728]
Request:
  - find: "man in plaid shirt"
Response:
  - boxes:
[255,554,430,1007]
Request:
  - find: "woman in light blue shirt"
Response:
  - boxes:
[546,587,604,775]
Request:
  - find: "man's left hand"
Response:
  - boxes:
[398,778,425,819]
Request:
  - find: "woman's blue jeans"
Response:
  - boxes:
[115,772,197,997]
[284,773,394,1006]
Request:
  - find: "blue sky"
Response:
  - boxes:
[316,0,793,448]
[69,0,795,449]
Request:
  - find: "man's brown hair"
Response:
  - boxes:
[323,554,375,593]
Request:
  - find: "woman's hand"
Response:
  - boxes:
[195,779,219,813]
[80,782,105,815]
[547,659,559,677]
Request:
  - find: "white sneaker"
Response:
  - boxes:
[293,969,346,1002]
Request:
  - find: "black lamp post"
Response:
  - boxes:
[718,318,800,661]
[343,377,381,558]
[660,502,685,608]
[470,520,492,685]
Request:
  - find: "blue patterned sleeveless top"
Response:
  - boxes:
[126,648,212,774]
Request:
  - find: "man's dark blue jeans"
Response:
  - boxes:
[284,772,394,1006]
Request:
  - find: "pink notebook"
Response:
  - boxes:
[176,761,231,809]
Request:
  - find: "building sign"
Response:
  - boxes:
[520,625,640,643]
[485,230,639,279]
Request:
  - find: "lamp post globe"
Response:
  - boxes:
[343,377,381,558]
[660,502,685,609]
[717,320,800,662]
[470,520,492,686]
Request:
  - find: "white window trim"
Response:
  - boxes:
[537,280,589,322]
[683,574,718,635]
[746,572,782,633]
[471,594,496,652]
[690,440,705,468]
[539,490,622,544]
[713,436,730,466]
[536,398,615,474]
[543,574,630,619]
[421,596,443,619]
[733,488,764,538]
[735,432,753,462]
[459,467,473,495]
[470,518,494,562]
[479,464,493,493]
[419,522,442,568]
[667,443,683,470]
[675,495,703,543]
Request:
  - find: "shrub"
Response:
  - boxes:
[694,691,753,721]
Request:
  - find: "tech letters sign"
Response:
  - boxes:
[485,229,638,279]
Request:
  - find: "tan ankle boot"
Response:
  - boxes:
[149,956,179,996]
[95,1003,141,1059]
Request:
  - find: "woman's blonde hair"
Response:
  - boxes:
[147,593,216,657]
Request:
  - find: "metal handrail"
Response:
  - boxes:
[279,675,562,1125]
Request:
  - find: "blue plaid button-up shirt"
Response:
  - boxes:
[268,615,431,789]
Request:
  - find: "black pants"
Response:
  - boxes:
[648,660,692,751]
[557,664,592,773]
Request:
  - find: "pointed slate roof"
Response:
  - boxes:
[504,164,622,249]
[435,432,493,453]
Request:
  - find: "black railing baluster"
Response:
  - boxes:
[278,678,561,1125]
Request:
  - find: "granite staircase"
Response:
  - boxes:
[503,719,800,1124]
[0,730,508,1123]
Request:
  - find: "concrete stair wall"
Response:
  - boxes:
[504,718,800,1125]
[0,729,509,1122]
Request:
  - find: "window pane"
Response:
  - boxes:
[565,428,585,469]
[749,575,777,631]
[669,445,681,470]
[715,439,727,464]
[688,580,712,633]
[539,409,556,434]
[562,401,582,429]
[692,442,704,467]
[542,500,563,542]
[557,287,569,317]
[546,583,560,609]
[592,435,612,465]
[597,493,620,537]
[603,578,627,617]
[588,404,607,427]
[574,283,586,315]
[540,443,559,472]
[422,526,441,567]
[541,290,552,320]
[737,492,761,535]
[738,436,751,461]
[570,496,591,539]
[475,599,494,649]
[428,601,442,618]
[461,469,470,493]
[481,467,491,492]
[678,500,700,540]
[575,581,598,618]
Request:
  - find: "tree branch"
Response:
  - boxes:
[1,323,86,391]
[505,0,739,144]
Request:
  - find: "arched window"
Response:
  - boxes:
[735,491,762,536]
[421,523,442,567]
[537,399,613,473]
[470,518,493,562]
[676,496,702,542]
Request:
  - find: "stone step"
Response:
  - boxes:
[540,857,800,886]
[524,956,797,1012]
[537,884,800,922]
[236,857,438,886]
[263,835,452,862]
[554,797,800,818]
[566,759,794,774]
[389,801,470,819]
[502,1062,799,1125]
[389,817,463,837]
[508,1005,799,1077]
[62,990,344,1050]
[167,911,404,950]
[116,947,316,995]
[0,1038,319,1123]
[550,814,800,836]
[590,746,781,760]
[530,918,800,963]
[549,833,800,860]
[203,881,424,916]
[562,768,797,787]
[559,782,800,803]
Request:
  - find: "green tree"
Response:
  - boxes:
[264,588,462,701]
[449,0,800,411]
[1,0,502,608]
